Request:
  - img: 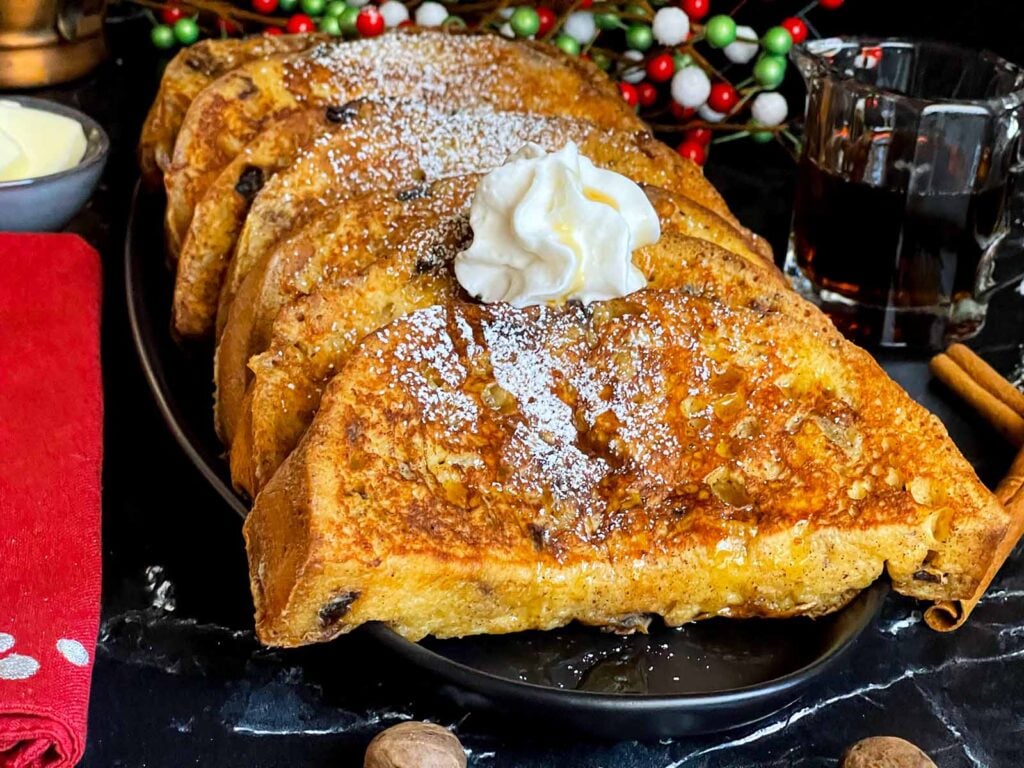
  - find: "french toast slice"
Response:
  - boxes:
[139,34,321,188]
[226,183,811,497]
[215,107,761,332]
[244,288,1008,646]
[176,98,736,339]
[163,30,648,256]
[214,141,769,444]
[173,106,335,337]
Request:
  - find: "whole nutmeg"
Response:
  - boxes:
[364,721,467,768]
[842,737,937,768]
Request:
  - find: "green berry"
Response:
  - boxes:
[595,11,621,30]
[625,23,653,51]
[173,17,200,45]
[703,14,736,48]
[442,15,466,28]
[751,130,775,143]
[277,0,299,12]
[509,6,540,37]
[753,54,787,88]
[591,51,612,71]
[301,0,326,15]
[338,4,359,33]
[318,14,342,33]
[672,51,693,70]
[151,23,176,49]
[554,33,580,56]
[762,25,793,56]
[325,1,347,16]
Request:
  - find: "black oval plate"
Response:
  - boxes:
[125,182,887,740]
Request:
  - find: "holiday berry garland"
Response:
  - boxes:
[134,0,848,163]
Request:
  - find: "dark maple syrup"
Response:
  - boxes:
[789,157,1008,347]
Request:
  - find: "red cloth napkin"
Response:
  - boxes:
[0,235,102,768]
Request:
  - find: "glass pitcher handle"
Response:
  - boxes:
[978,132,1024,301]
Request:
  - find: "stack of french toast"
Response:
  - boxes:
[142,29,1010,648]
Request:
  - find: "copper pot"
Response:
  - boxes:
[0,0,106,88]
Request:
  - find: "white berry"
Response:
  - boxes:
[619,50,646,84]
[563,11,597,44]
[698,104,726,122]
[652,7,689,46]
[498,21,514,38]
[723,25,759,64]
[671,66,711,108]
[750,91,788,126]
[415,1,448,26]
[347,0,370,6]
[379,0,409,27]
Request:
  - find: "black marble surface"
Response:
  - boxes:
[20,1,1024,764]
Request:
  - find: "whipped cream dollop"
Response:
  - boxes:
[454,142,660,307]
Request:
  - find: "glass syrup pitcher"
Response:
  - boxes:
[785,37,1024,349]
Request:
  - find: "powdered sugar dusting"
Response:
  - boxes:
[485,305,611,504]
[237,96,603,276]
[586,319,679,476]
[371,297,684,540]
[386,306,479,431]
[170,29,636,262]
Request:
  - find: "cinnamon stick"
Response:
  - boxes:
[926,446,1024,631]
[947,343,1024,420]
[924,344,1024,630]
[929,352,1024,446]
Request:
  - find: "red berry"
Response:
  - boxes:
[398,19,413,26]
[263,25,283,35]
[684,126,713,145]
[252,0,278,13]
[669,101,695,121]
[680,0,709,20]
[818,0,843,8]
[285,13,315,33]
[618,82,639,107]
[677,140,706,165]
[161,4,185,24]
[645,53,674,83]
[536,7,557,36]
[707,83,738,114]
[579,0,593,8]
[780,16,808,44]
[356,6,384,36]
[217,17,242,34]
[636,82,658,107]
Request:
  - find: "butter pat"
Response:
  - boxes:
[0,127,24,180]
[0,101,87,183]
[454,142,660,307]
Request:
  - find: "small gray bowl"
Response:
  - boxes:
[0,96,110,232]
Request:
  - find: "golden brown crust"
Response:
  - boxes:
[162,29,647,258]
[139,34,321,188]
[217,113,738,330]
[244,289,1008,645]
[228,184,783,496]
[173,106,336,337]
[179,97,712,340]
[213,127,765,447]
